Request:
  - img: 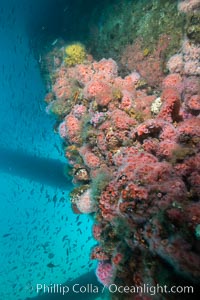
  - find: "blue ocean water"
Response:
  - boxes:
[0,1,103,299]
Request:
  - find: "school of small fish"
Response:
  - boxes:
[0,3,96,299]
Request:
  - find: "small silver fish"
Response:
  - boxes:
[51,39,58,46]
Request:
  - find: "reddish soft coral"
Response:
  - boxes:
[186,95,200,112]
[79,145,101,169]
[158,88,181,122]
[111,109,136,130]
[120,35,171,87]
[44,47,200,293]
[65,114,82,144]
[84,80,113,106]
[93,58,118,80]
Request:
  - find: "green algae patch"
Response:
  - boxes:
[87,0,185,62]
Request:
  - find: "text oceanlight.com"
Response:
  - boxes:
[107,284,194,295]
[36,283,194,295]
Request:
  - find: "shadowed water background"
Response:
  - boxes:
[0,0,106,299]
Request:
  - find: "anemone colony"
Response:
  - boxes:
[42,1,200,298]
